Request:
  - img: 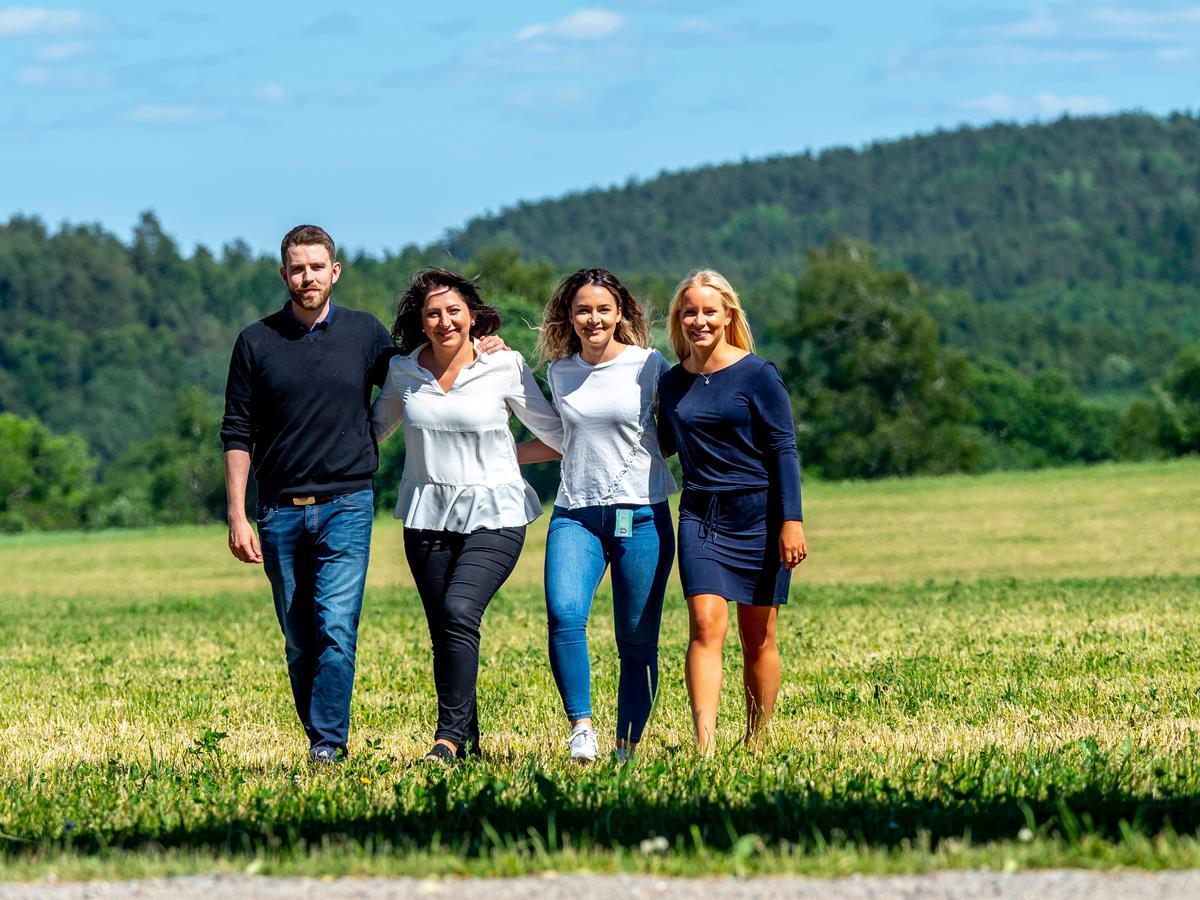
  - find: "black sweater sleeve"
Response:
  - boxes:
[751,362,803,521]
[220,332,253,453]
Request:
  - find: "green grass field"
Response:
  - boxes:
[3,458,1200,880]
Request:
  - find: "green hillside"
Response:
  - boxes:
[3,115,1200,532]
[445,113,1200,297]
[445,113,1200,392]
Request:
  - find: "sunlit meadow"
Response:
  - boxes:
[2,458,1200,879]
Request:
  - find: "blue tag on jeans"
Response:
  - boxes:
[614,508,633,538]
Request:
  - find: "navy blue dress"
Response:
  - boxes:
[658,354,803,605]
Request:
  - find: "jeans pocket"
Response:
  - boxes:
[256,502,276,525]
[335,489,374,508]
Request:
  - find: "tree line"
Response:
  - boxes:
[1,211,1197,533]
[446,112,1200,397]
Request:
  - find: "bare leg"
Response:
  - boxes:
[686,594,729,753]
[737,604,780,749]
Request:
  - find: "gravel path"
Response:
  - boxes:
[3,872,1200,899]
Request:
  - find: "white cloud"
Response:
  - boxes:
[1156,46,1199,62]
[992,7,1059,38]
[0,6,95,36]
[994,46,1112,65]
[34,39,85,60]
[1090,5,1200,29]
[957,93,1020,116]
[255,84,287,102]
[1036,92,1112,115]
[677,17,717,37]
[15,64,49,84]
[516,9,625,42]
[505,84,590,109]
[954,92,1112,119]
[125,104,209,124]
[16,62,106,88]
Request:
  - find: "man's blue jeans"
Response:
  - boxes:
[544,502,674,744]
[256,489,374,755]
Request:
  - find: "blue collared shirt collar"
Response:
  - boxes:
[283,300,335,333]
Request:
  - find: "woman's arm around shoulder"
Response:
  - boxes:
[505,351,564,452]
[369,356,406,443]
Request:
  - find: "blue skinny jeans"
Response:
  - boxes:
[257,489,374,756]
[544,502,674,744]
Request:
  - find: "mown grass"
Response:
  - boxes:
[2,458,1200,879]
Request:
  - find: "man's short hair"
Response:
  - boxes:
[280,225,336,265]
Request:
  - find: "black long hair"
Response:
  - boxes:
[391,268,502,354]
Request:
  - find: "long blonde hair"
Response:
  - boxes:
[666,269,755,361]
[535,268,651,367]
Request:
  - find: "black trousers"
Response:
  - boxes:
[403,525,526,747]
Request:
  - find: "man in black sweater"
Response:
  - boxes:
[221,224,394,763]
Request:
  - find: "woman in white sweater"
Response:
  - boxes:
[519,268,676,762]
[372,268,563,763]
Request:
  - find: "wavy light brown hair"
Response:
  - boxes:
[534,268,651,367]
[391,268,501,354]
[666,269,755,361]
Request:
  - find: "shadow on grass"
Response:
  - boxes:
[8,765,1200,858]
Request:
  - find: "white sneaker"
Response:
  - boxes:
[567,725,599,763]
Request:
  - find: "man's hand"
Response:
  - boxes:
[477,334,510,355]
[228,515,262,564]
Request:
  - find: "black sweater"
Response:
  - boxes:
[220,303,396,502]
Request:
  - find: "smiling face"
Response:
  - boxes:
[421,287,474,354]
[570,284,623,356]
[678,285,729,353]
[280,243,341,311]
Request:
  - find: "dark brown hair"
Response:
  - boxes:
[391,268,502,353]
[280,224,336,266]
[534,268,651,367]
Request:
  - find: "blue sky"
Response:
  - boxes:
[2,1,1198,255]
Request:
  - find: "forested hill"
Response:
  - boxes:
[444,113,1200,298]
[3,114,1200,533]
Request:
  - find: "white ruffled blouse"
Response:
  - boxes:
[370,344,564,532]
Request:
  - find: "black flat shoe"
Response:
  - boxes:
[456,739,482,761]
[422,743,456,764]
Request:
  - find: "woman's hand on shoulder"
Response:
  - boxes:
[779,520,807,569]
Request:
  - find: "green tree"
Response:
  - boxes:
[969,365,1117,468]
[0,413,95,532]
[777,241,980,479]
[1118,342,1200,458]
[100,387,225,526]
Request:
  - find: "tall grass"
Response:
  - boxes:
[2,458,1200,879]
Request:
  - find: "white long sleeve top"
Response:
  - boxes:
[371,343,564,532]
[546,345,677,509]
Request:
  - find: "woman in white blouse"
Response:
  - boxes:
[371,268,563,763]
[519,268,676,763]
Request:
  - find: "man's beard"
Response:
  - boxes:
[289,284,330,310]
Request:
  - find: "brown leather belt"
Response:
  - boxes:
[288,492,346,506]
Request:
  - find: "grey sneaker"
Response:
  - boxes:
[567,725,599,763]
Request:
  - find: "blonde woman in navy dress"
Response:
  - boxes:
[657,269,806,752]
